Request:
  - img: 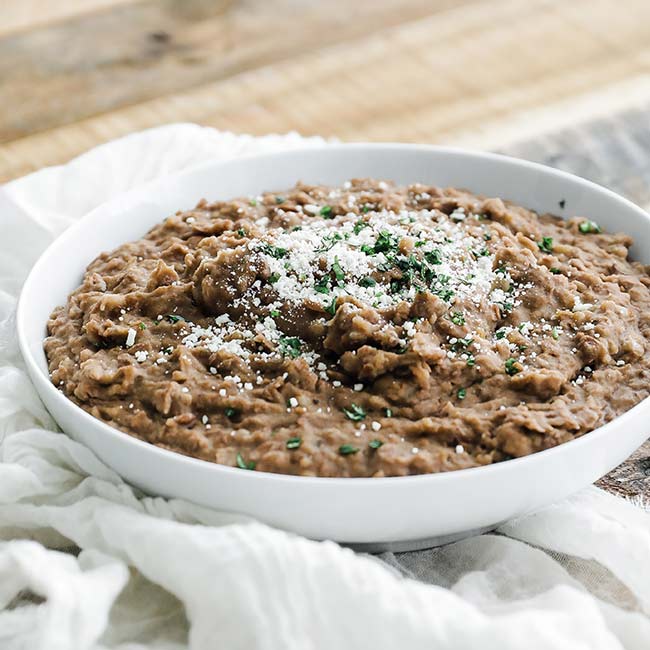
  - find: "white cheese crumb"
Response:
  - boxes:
[455,444,465,454]
[125,328,136,347]
[371,421,381,431]
[134,350,148,363]
[353,383,364,392]
[219,388,227,397]
[288,397,299,408]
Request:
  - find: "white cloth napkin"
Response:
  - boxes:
[1,124,650,650]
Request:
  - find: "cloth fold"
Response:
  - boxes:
[1,124,649,649]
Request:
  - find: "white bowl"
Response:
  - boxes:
[17,144,650,551]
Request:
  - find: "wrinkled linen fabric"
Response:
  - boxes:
[1,123,649,650]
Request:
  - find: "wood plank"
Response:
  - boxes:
[0,0,141,37]
[2,0,650,182]
[0,0,480,143]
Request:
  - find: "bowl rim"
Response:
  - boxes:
[17,141,650,488]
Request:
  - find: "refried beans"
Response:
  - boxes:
[44,179,650,477]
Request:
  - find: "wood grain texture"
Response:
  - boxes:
[2,0,650,498]
[2,0,650,181]
[0,0,478,142]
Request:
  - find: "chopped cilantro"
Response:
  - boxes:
[325,297,338,316]
[484,232,492,241]
[549,267,561,274]
[332,257,345,283]
[225,407,240,419]
[320,205,333,218]
[359,275,376,287]
[286,437,302,450]
[249,199,258,207]
[361,205,371,213]
[261,243,288,259]
[339,444,360,456]
[342,403,366,421]
[495,327,507,339]
[138,322,147,330]
[236,453,255,470]
[165,314,184,324]
[270,309,280,318]
[505,358,520,376]
[279,336,302,358]
[268,272,280,284]
[552,328,560,340]
[537,236,554,253]
[579,220,602,234]
[275,196,285,204]
[435,287,455,302]
[457,387,466,399]
[424,249,442,265]
[314,276,331,294]
[466,356,476,367]
[237,228,247,237]
[373,230,398,254]
[369,439,383,449]
[353,219,369,234]
[450,312,465,326]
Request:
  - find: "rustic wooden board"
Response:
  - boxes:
[3,0,650,182]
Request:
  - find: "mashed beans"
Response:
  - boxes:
[44,179,650,477]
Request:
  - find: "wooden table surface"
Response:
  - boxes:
[3,0,650,498]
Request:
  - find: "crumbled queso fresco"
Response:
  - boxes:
[44,179,650,477]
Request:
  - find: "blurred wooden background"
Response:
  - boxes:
[3,0,650,182]
[3,0,650,497]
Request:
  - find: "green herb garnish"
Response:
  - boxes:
[466,356,476,368]
[279,336,302,359]
[268,272,280,284]
[236,453,256,470]
[385,408,393,417]
[325,297,338,316]
[342,403,366,421]
[368,439,383,450]
[457,387,466,399]
[339,444,360,456]
[165,314,184,324]
[353,219,369,234]
[320,205,333,218]
[225,407,240,419]
[332,257,345,283]
[537,236,554,253]
[286,437,302,450]
[275,196,285,205]
[579,220,602,234]
[138,322,147,330]
[359,276,376,287]
[549,267,561,274]
[505,358,520,376]
[450,311,465,326]
[237,228,247,237]
[261,243,288,259]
